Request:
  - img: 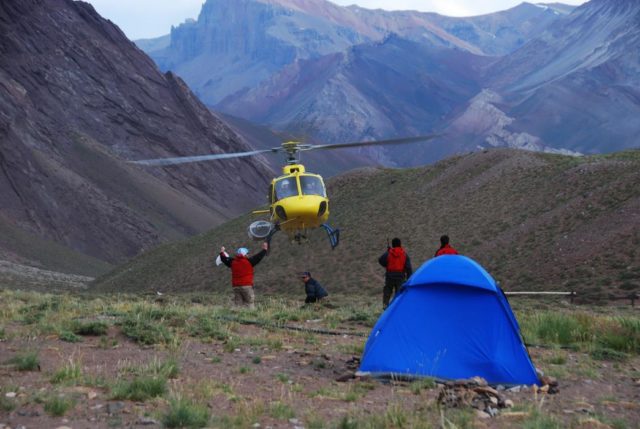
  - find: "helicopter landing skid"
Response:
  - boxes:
[321,224,340,249]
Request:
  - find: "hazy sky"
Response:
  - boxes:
[85,0,588,40]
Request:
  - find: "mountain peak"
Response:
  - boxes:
[0,0,272,272]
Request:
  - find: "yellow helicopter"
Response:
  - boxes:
[131,136,436,248]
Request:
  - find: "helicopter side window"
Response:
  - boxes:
[275,178,298,200]
[300,175,325,197]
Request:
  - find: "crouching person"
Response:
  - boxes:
[219,242,268,309]
[300,271,328,304]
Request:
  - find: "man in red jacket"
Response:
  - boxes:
[220,242,268,309]
[378,237,412,309]
[435,235,459,257]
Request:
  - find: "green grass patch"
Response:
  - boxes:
[547,351,568,365]
[120,316,174,345]
[51,359,83,384]
[142,357,180,379]
[188,314,230,341]
[163,397,210,428]
[519,311,640,356]
[44,395,75,417]
[269,401,295,420]
[98,336,118,349]
[111,376,167,401]
[276,373,290,383]
[59,330,82,343]
[410,377,437,394]
[521,408,563,429]
[5,351,39,371]
[0,394,16,413]
[72,320,108,336]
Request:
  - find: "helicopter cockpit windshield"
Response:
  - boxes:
[300,175,326,197]
[275,178,298,200]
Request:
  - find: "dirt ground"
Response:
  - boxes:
[1,316,640,429]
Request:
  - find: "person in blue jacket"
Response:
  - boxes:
[300,271,328,304]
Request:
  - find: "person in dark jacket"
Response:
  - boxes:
[220,242,268,309]
[300,271,328,304]
[378,237,412,309]
[434,235,459,257]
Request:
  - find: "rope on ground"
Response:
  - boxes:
[215,315,576,347]
[214,314,368,337]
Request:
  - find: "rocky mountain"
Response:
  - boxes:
[140,0,640,161]
[0,0,273,275]
[483,0,640,154]
[218,35,492,165]
[142,0,571,106]
[93,148,640,304]
[148,0,367,106]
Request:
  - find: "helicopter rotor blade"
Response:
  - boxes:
[300,135,440,151]
[130,148,279,166]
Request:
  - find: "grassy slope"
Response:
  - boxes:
[0,214,112,276]
[92,148,640,302]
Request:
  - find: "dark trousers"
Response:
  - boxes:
[305,296,318,304]
[383,275,404,309]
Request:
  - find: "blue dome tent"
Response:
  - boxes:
[358,255,540,385]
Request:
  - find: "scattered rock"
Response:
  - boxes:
[540,376,559,394]
[17,410,40,417]
[107,401,125,414]
[335,372,355,382]
[137,417,159,425]
[438,379,515,418]
[469,376,488,386]
[345,356,360,370]
[475,409,491,419]
[486,406,499,417]
[4,392,16,398]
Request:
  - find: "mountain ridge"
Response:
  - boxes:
[0,0,273,273]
